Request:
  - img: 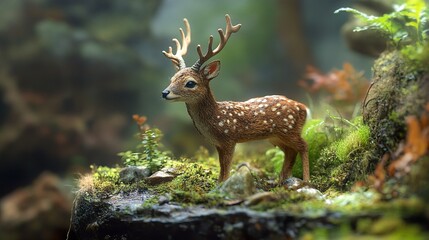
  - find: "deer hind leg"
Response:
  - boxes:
[295,136,309,182]
[216,144,236,182]
[272,137,310,183]
[279,145,298,183]
[270,139,296,183]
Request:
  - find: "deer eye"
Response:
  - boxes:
[185,80,197,88]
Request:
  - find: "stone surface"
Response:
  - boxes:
[282,177,306,190]
[244,192,278,206]
[218,165,256,199]
[297,186,325,200]
[160,167,180,176]
[66,191,337,240]
[146,171,175,185]
[119,166,151,183]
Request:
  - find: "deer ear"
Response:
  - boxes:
[201,61,221,80]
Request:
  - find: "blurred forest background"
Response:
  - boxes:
[0,0,377,239]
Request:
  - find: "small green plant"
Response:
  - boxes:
[335,0,428,48]
[118,127,171,173]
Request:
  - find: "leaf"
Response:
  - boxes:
[368,154,388,192]
[298,63,369,104]
[388,107,429,177]
[132,114,147,126]
[335,1,429,47]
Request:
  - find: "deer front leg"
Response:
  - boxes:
[216,144,236,182]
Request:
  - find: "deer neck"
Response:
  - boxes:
[185,91,218,123]
[185,90,220,140]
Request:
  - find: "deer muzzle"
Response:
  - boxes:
[161,89,170,99]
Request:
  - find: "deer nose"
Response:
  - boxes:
[162,90,170,99]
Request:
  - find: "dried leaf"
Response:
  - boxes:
[388,107,429,177]
[368,154,387,192]
[299,63,369,103]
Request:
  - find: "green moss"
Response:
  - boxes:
[140,196,159,209]
[335,118,370,162]
[89,165,121,194]
[167,161,218,193]
[302,217,426,240]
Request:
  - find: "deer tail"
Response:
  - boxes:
[305,107,312,121]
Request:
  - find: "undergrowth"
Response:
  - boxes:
[87,113,372,197]
[266,115,371,192]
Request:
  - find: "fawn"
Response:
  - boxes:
[161,15,310,183]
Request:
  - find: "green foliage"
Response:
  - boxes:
[265,147,284,175]
[118,128,171,173]
[335,0,428,48]
[265,115,372,191]
[401,41,429,71]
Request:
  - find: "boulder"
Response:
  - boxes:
[217,165,256,199]
[119,166,151,183]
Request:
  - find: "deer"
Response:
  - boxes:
[161,14,310,183]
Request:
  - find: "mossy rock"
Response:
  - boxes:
[363,50,429,166]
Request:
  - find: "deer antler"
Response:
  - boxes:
[191,14,241,71]
[162,18,191,70]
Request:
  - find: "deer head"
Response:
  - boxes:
[161,14,241,104]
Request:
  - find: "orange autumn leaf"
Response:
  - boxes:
[132,114,147,126]
[298,63,369,103]
[368,154,387,192]
[388,109,429,177]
